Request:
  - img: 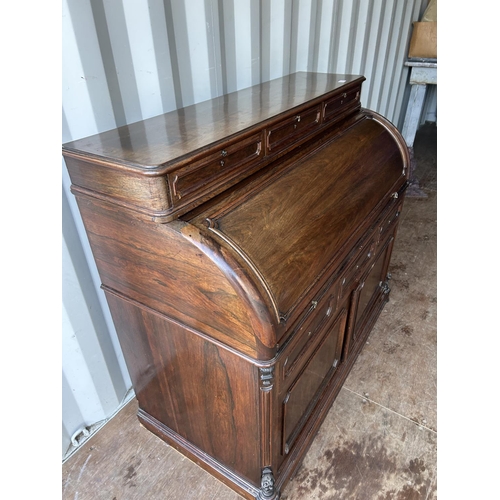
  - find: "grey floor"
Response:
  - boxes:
[62,124,437,500]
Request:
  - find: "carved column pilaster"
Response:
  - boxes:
[259,366,274,392]
[259,366,275,477]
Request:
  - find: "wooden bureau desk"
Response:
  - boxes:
[63,72,409,500]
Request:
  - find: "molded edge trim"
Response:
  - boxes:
[362,108,411,178]
[171,219,279,358]
[206,218,281,323]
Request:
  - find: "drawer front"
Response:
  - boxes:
[170,133,263,205]
[355,245,389,330]
[339,236,377,299]
[378,200,402,243]
[323,85,361,123]
[281,308,347,455]
[282,293,337,381]
[266,105,321,154]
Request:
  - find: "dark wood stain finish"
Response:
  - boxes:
[63,72,409,500]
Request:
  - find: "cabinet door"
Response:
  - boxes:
[281,309,347,456]
[351,235,394,344]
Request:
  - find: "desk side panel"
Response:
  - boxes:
[65,154,171,215]
[74,194,273,358]
[104,291,262,487]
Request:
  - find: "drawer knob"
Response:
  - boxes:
[342,93,347,98]
[220,159,225,167]
[221,149,228,157]
[311,300,318,309]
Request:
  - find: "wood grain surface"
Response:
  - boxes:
[63,73,411,499]
[198,117,404,317]
[62,73,363,170]
[62,123,436,500]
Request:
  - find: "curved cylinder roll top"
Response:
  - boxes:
[187,111,408,327]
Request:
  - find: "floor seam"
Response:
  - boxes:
[342,386,437,434]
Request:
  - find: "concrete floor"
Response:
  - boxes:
[62,124,437,500]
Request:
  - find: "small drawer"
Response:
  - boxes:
[170,133,263,205]
[266,105,321,154]
[378,201,402,242]
[339,236,377,299]
[282,292,337,381]
[323,85,361,123]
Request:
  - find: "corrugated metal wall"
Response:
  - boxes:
[62,0,433,461]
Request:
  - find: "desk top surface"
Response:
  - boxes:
[62,72,364,170]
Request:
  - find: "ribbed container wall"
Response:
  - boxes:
[62,0,432,461]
